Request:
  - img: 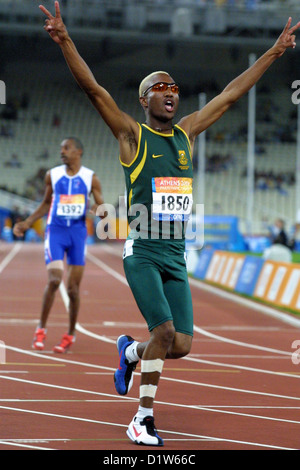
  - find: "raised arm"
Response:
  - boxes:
[39,2,139,164]
[179,17,300,144]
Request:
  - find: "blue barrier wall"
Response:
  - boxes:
[0,208,11,241]
[203,215,246,251]
[234,256,264,295]
[191,248,300,312]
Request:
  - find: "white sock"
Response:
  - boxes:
[136,405,153,421]
[125,341,140,363]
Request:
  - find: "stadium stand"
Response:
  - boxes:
[0,0,300,239]
[0,1,300,38]
[0,61,298,236]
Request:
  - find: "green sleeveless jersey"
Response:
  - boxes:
[121,123,193,240]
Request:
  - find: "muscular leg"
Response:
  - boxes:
[136,331,192,360]
[166,331,193,359]
[135,322,192,409]
[39,266,63,328]
[66,265,85,335]
[138,321,174,408]
[120,243,194,445]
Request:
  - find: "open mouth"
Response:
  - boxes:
[165,99,174,112]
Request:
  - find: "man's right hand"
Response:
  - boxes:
[39,1,68,45]
[13,221,30,237]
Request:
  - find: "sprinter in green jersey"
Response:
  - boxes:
[122,122,193,240]
[40,2,299,446]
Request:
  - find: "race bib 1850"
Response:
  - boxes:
[152,177,193,221]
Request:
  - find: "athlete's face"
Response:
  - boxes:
[60,139,82,165]
[140,73,179,122]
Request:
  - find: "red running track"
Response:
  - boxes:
[0,241,300,452]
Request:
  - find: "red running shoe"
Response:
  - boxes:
[32,327,46,350]
[53,333,75,353]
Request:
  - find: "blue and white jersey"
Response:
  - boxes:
[47,165,94,227]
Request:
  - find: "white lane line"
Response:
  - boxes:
[86,251,128,285]
[2,400,300,410]
[87,246,300,329]
[85,249,300,349]
[4,344,115,371]
[1,355,300,401]
[59,282,115,344]
[0,374,138,402]
[0,404,295,450]
[190,354,290,359]
[0,371,28,374]
[5,244,294,368]
[3,248,300,396]
[0,440,55,450]
[48,252,300,402]
[84,318,298,380]
[183,355,300,380]
[76,323,114,344]
[193,325,293,357]
[1,373,300,429]
[189,276,300,328]
[2,244,298,449]
[0,399,133,403]
[2,395,300,428]
[2,395,300,420]
[0,242,22,275]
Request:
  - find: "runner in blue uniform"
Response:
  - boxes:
[13,137,104,352]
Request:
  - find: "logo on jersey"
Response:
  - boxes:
[178,150,189,170]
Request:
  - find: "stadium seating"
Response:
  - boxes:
[0,59,298,236]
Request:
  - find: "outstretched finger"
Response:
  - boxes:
[283,17,292,33]
[39,4,54,19]
[289,21,300,35]
[54,1,61,18]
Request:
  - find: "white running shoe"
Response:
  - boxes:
[126,415,164,446]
